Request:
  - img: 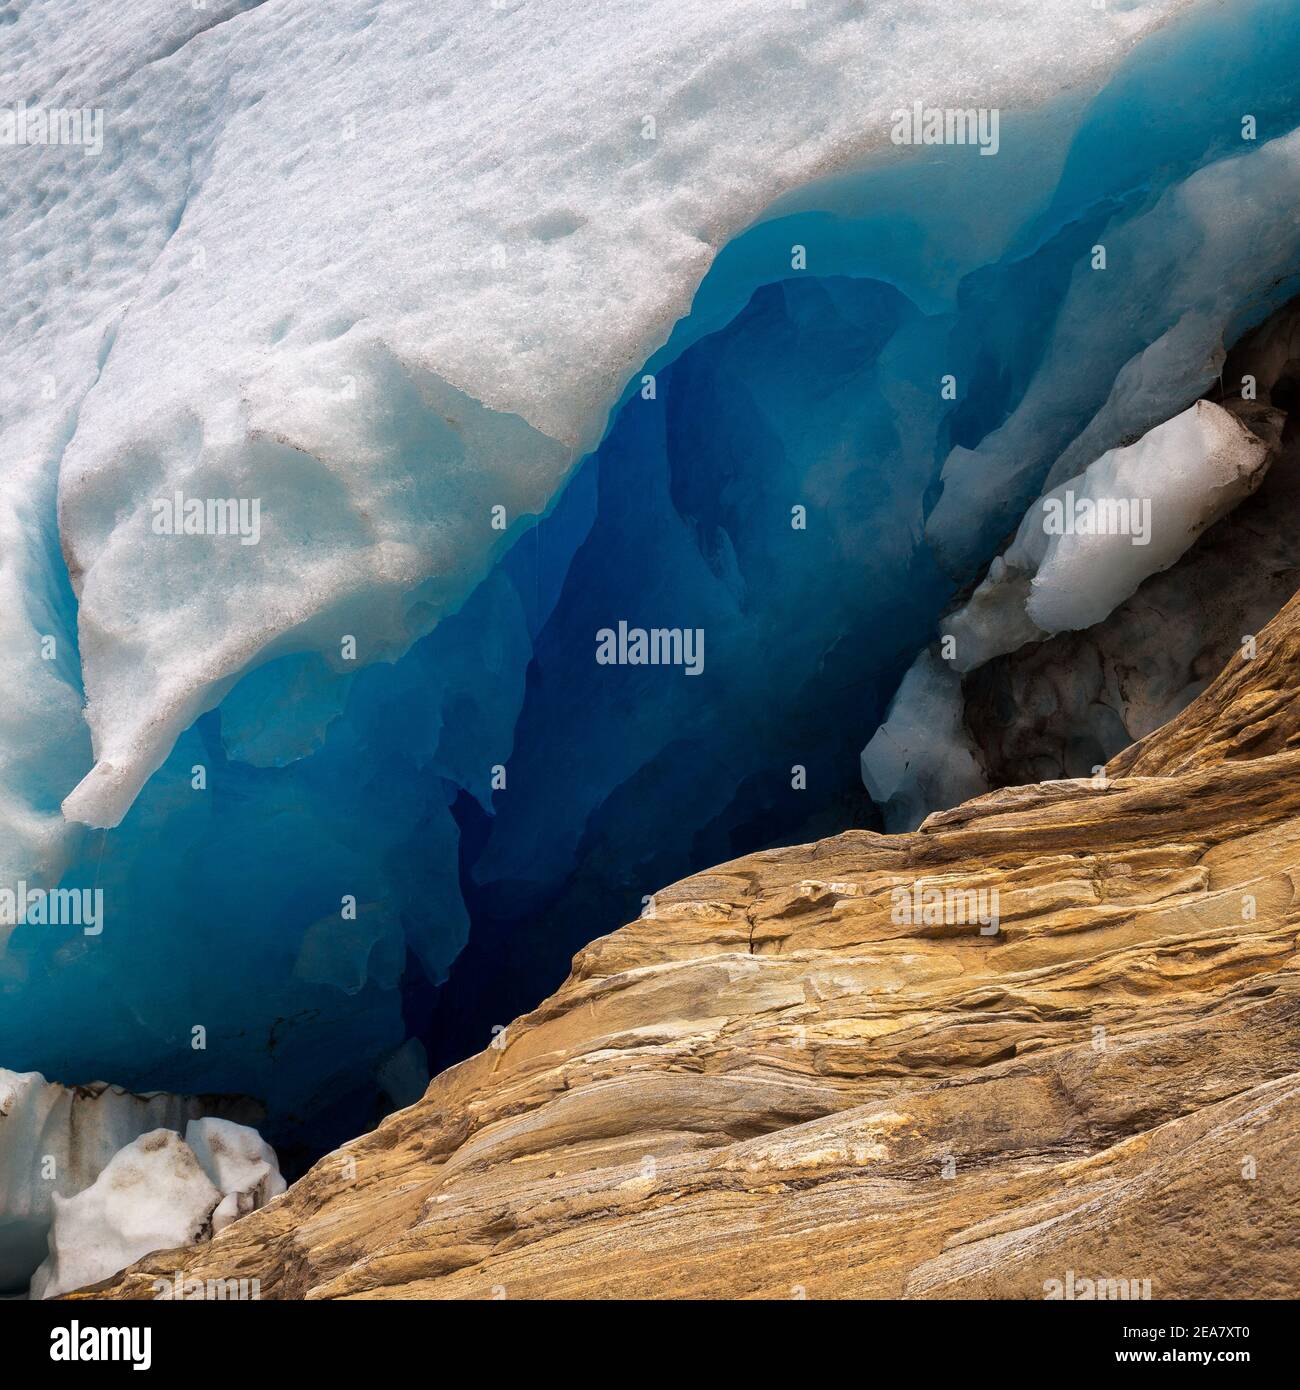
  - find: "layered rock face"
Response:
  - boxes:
[84,594,1300,1300]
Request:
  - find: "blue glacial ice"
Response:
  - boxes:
[5,0,1300,1172]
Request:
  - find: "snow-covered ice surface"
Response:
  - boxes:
[7,0,1300,1161]
[1,0,1198,854]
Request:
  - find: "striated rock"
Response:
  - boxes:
[82,595,1300,1300]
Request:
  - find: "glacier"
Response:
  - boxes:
[6,0,1300,1195]
[862,393,1281,831]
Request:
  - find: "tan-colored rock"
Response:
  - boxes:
[1107,583,1300,776]
[83,595,1300,1300]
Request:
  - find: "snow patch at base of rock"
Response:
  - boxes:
[29,1129,221,1300]
[184,1117,287,1234]
[29,1115,284,1298]
[0,1068,280,1298]
[0,1067,261,1296]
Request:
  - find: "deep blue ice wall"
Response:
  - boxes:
[6,0,1300,1157]
[428,275,958,1063]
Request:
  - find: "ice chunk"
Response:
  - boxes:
[184,1118,286,1235]
[376,1039,431,1113]
[926,125,1300,580]
[961,412,1300,787]
[29,1129,220,1300]
[869,388,1280,829]
[861,650,990,833]
[292,902,405,997]
[944,401,1272,671]
[375,1039,431,1112]
[218,653,352,769]
[0,1068,256,1295]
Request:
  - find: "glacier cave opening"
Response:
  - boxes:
[4,0,1300,1185]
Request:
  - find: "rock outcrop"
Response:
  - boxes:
[82,593,1300,1300]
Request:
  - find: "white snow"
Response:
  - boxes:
[0,1068,274,1295]
[0,0,1197,866]
[28,1128,221,1299]
[0,1067,241,1293]
[184,1116,286,1234]
[944,400,1272,671]
[866,395,1275,830]
[24,1116,285,1295]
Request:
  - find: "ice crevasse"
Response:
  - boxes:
[5,0,1300,1172]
